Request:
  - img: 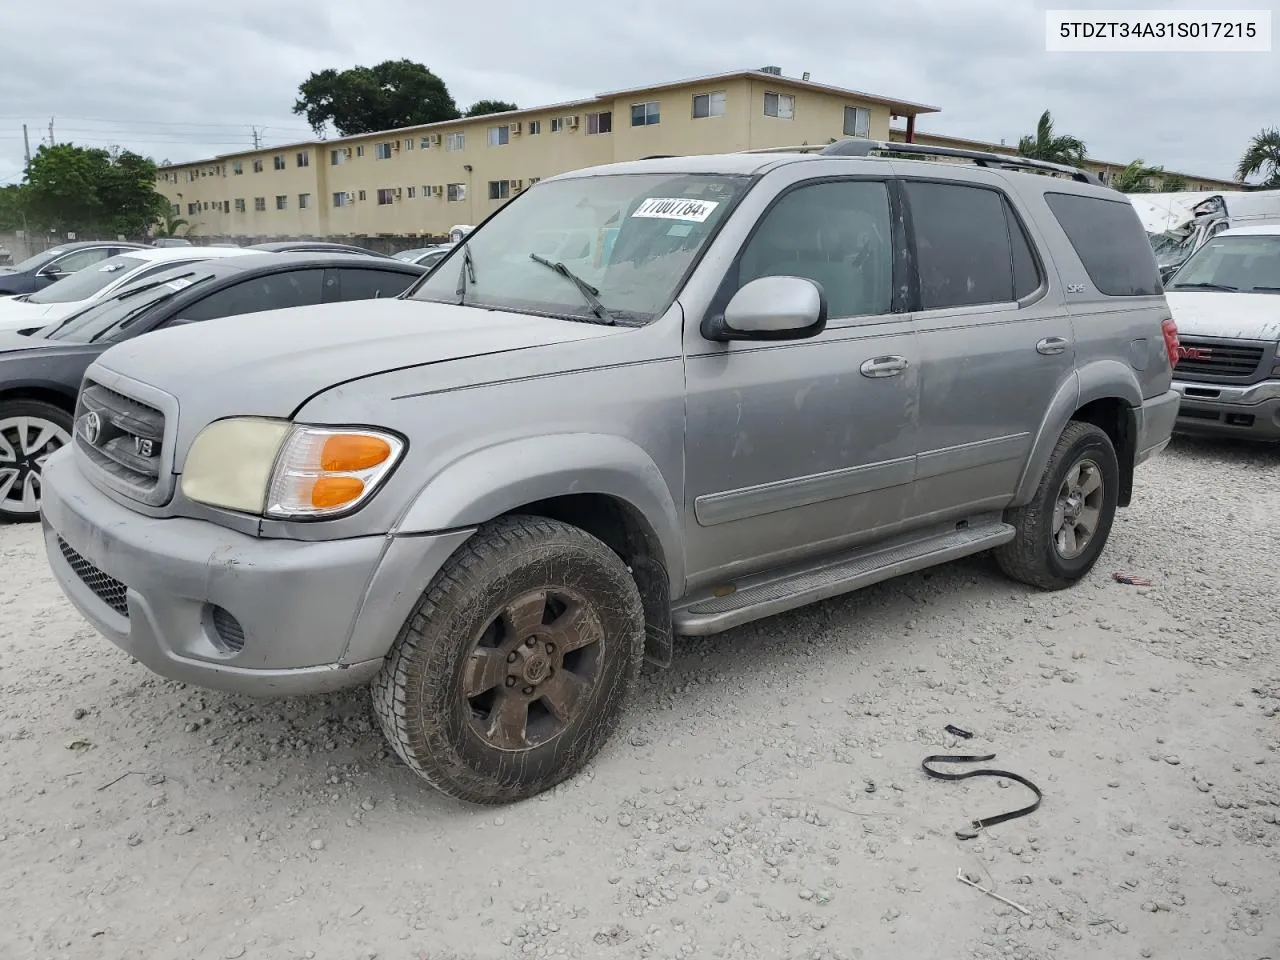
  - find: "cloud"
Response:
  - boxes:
[0,0,1271,184]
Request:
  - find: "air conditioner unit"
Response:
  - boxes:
[394,187,403,199]
[431,185,443,197]
[510,122,522,135]
[566,115,580,129]
[430,134,442,147]
[512,179,524,191]
[392,141,401,152]
[347,192,357,204]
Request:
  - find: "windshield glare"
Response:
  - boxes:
[1168,235,1280,293]
[27,254,147,304]
[411,173,751,321]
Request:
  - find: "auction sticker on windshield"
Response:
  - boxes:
[632,197,719,222]
[164,277,193,291]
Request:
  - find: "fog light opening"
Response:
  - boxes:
[205,604,246,654]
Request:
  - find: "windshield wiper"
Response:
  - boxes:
[1249,285,1280,292]
[455,243,476,305]
[528,253,616,325]
[1170,281,1238,292]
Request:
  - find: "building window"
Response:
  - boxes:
[332,192,349,207]
[488,180,511,200]
[357,189,367,201]
[692,92,727,119]
[446,132,465,151]
[254,197,266,212]
[528,120,541,135]
[377,188,395,205]
[375,142,393,160]
[407,186,416,199]
[252,159,264,173]
[232,161,243,175]
[187,202,198,215]
[586,111,612,135]
[550,117,563,133]
[488,125,510,146]
[273,155,286,170]
[296,151,310,167]
[763,92,795,119]
[404,138,414,151]
[234,198,246,213]
[330,149,344,165]
[843,106,870,138]
[202,202,209,211]
[447,182,466,202]
[356,145,365,157]
[298,193,310,209]
[420,136,432,149]
[170,203,180,215]
[630,101,660,126]
[275,195,287,210]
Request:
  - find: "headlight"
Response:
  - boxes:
[181,418,405,519]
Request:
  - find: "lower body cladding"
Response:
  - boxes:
[38,450,474,697]
[1171,379,1280,441]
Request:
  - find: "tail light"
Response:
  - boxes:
[1161,317,1180,368]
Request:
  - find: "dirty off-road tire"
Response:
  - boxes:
[995,420,1120,591]
[371,515,646,803]
[0,399,74,524]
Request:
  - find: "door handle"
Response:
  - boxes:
[859,356,909,378]
[1036,337,1068,356]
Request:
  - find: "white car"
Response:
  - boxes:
[0,247,258,334]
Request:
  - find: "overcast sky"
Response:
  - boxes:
[1,0,1275,187]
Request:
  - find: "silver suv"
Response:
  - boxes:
[38,139,1181,804]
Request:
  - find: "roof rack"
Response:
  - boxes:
[740,137,1103,186]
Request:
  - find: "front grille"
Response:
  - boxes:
[57,537,129,618]
[1174,337,1268,381]
[75,381,165,492]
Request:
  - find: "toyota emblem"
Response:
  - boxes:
[79,411,102,446]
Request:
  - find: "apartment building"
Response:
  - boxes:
[886,127,1240,192]
[156,68,939,239]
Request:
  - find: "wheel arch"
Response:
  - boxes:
[0,381,78,413]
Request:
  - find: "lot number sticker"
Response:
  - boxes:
[632,197,719,222]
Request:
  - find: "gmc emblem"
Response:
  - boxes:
[1178,345,1212,361]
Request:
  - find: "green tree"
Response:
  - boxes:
[1160,172,1188,192]
[1235,127,1280,187]
[1017,110,1087,167]
[22,143,167,237]
[1111,159,1165,193]
[292,59,460,137]
[0,184,27,231]
[152,206,191,239]
[465,99,519,117]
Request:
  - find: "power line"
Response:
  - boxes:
[0,113,313,132]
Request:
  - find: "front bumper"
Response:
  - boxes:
[1171,379,1280,441]
[39,449,474,696]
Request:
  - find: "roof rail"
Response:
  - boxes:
[739,137,1103,186]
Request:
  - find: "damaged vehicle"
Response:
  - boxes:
[1135,189,1280,280]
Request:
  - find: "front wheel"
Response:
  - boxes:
[371,515,645,804]
[995,421,1120,591]
[0,400,74,523]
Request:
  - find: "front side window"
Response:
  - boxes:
[336,268,418,301]
[175,269,326,323]
[28,254,148,304]
[631,102,660,126]
[906,181,1018,309]
[1167,234,1280,294]
[51,247,115,275]
[735,180,893,319]
[412,172,751,324]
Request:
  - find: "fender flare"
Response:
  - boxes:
[393,432,685,591]
[1012,361,1141,505]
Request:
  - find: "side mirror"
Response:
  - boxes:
[702,275,828,343]
[38,267,63,280]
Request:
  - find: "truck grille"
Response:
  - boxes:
[58,536,129,618]
[1173,337,1267,381]
[75,381,166,494]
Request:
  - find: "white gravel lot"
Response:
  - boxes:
[1,436,1277,960]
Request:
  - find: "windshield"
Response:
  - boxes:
[1167,235,1280,293]
[6,248,65,273]
[410,173,752,323]
[1148,230,1196,267]
[27,254,147,304]
[41,271,212,342]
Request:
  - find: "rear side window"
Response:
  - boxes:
[1044,192,1161,296]
[336,268,417,301]
[174,269,325,323]
[905,182,1015,309]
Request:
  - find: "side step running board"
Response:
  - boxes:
[672,518,1015,636]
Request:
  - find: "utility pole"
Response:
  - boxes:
[22,123,31,166]
[251,126,262,149]
[47,116,55,146]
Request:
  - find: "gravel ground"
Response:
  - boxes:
[1,436,1278,960]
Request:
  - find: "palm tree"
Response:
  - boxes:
[1111,159,1165,193]
[152,207,192,239]
[1236,128,1280,187]
[1017,110,1087,168]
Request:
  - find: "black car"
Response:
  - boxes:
[0,241,150,296]
[249,240,390,258]
[0,252,425,521]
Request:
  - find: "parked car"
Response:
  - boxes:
[0,241,149,296]
[0,252,424,522]
[152,238,193,248]
[394,243,455,268]
[0,246,257,334]
[1165,224,1280,440]
[38,141,1180,803]
[249,241,390,258]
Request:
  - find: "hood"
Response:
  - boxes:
[0,331,57,356]
[1166,292,1280,341]
[93,297,625,418]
